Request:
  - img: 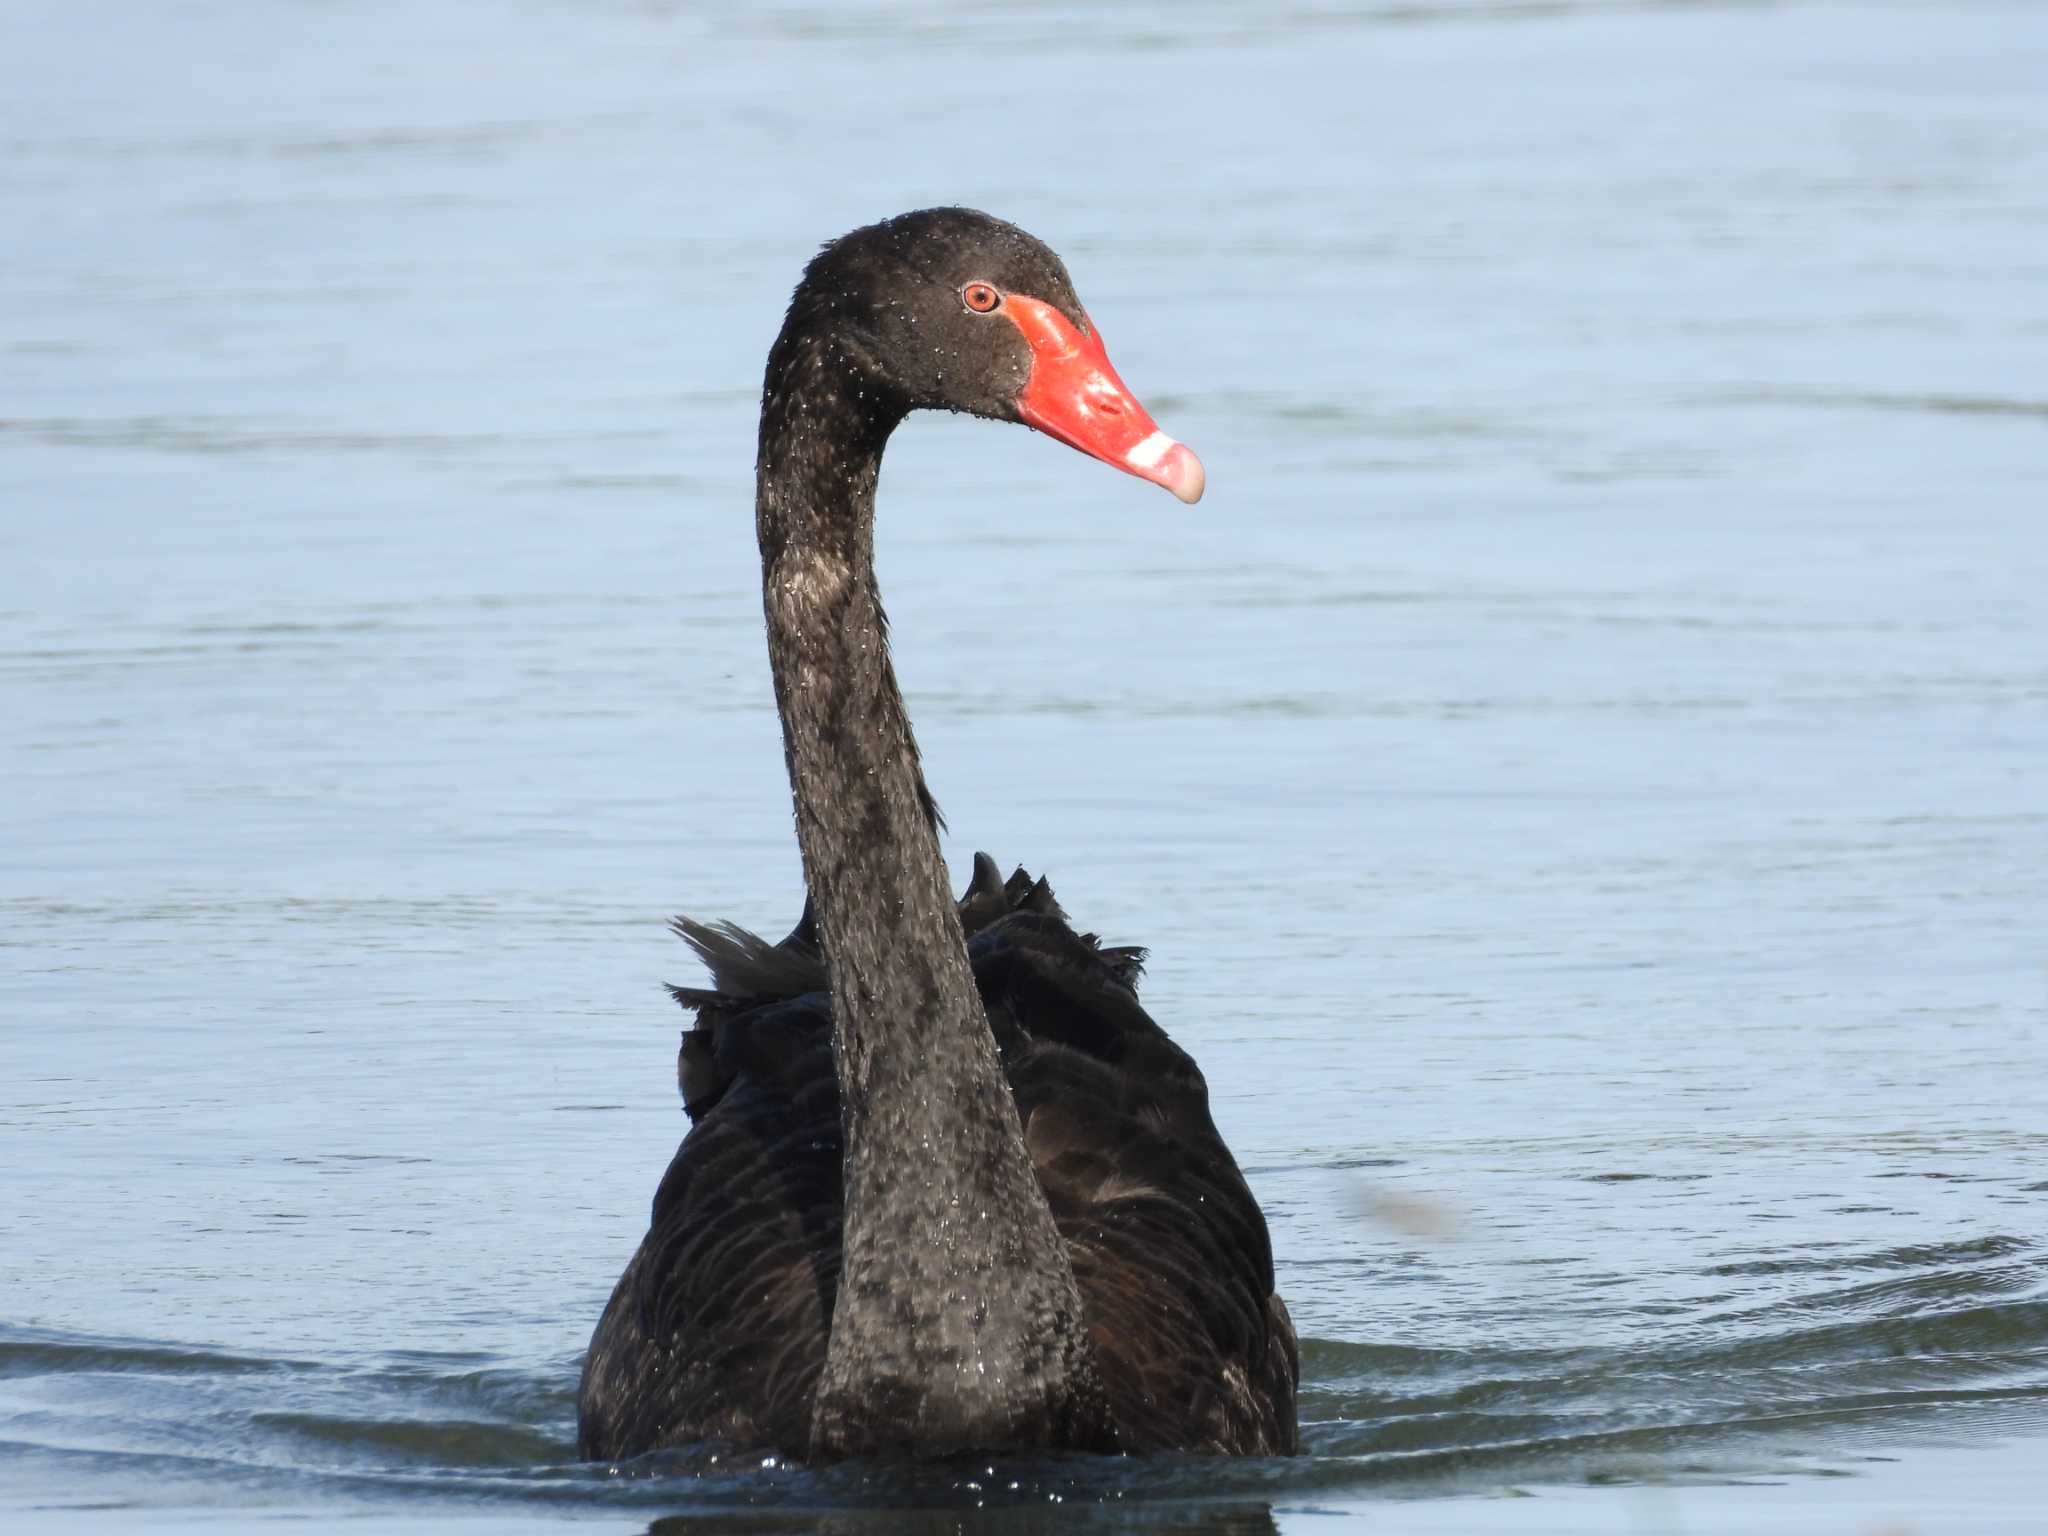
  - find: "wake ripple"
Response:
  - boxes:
[2,1238,2044,1523]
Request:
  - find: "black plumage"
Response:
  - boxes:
[577,209,1295,1461]
[579,860,1297,1459]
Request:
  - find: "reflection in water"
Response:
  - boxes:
[646,1504,1277,1536]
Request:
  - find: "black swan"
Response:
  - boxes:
[577,208,1297,1461]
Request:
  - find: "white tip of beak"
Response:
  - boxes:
[1160,441,1205,504]
[1126,431,1205,504]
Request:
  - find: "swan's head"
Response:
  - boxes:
[787,207,1204,504]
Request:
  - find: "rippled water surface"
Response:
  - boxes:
[5,1,2046,1530]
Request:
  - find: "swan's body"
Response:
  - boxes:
[577,209,1296,1461]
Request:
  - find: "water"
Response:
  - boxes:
[4,0,2045,1528]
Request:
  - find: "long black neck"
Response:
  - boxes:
[755,324,1113,1457]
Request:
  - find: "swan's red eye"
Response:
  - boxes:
[962,282,1000,314]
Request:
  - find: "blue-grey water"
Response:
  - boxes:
[4,1,2046,1530]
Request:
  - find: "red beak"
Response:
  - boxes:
[1005,297,1205,504]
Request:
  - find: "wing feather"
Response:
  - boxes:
[576,858,1297,1459]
